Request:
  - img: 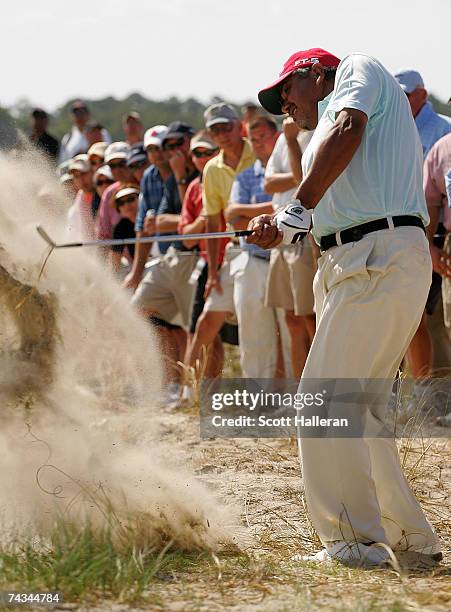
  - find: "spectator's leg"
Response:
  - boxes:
[187,310,228,376]
[233,256,278,378]
[204,334,224,378]
[285,311,311,379]
[406,312,432,377]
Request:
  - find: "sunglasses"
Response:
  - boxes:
[117,194,138,206]
[128,159,147,170]
[72,107,88,114]
[146,145,161,153]
[163,137,185,151]
[192,148,218,159]
[208,123,234,136]
[108,160,127,169]
[96,179,112,187]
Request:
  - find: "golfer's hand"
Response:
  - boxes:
[123,270,141,291]
[430,244,451,278]
[246,214,283,249]
[205,272,222,298]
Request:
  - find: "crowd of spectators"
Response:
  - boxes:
[29,73,451,413]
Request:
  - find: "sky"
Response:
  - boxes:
[2,0,450,112]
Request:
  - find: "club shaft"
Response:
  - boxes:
[50,230,253,249]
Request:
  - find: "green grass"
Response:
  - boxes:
[0,521,212,605]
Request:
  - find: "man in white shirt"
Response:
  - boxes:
[249,48,440,566]
[58,101,111,163]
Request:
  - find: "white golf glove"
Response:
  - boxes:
[274,200,313,245]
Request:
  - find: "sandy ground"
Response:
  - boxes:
[66,387,450,612]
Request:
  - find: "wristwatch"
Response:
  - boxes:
[177,177,189,185]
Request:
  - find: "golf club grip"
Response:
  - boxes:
[235,230,253,237]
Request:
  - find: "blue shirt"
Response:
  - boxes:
[303,53,429,241]
[135,164,169,254]
[158,170,199,251]
[415,102,451,159]
[230,159,272,259]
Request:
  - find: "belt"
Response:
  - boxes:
[319,215,425,252]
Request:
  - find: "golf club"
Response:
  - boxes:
[36,224,253,250]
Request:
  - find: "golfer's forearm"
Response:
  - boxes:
[132,233,151,276]
[286,138,302,183]
[426,207,440,243]
[264,173,298,194]
[297,109,367,208]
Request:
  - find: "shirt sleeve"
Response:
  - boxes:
[178,182,196,233]
[202,165,223,215]
[423,145,444,208]
[327,54,382,121]
[230,171,251,204]
[265,136,283,177]
[95,188,114,239]
[157,176,177,215]
[135,174,149,232]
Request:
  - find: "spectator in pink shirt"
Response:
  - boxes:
[95,142,136,240]
[66,155,95,240]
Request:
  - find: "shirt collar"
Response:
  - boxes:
[415,101,434,130]
[253,158,264,175]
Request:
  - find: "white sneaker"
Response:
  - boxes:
[294,541,391,567]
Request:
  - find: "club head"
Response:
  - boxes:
[36,224,57,248]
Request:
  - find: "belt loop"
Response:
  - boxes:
[335,231,342,246]
[387,216,395,231]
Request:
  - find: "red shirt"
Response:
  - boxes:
[178,177,228,263]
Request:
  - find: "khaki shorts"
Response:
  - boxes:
[443,235,451,331]
[204,246,238,323]
[264,241,316,315]
[131,247,198,328]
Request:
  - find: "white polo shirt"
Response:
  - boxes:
[301,53,429,242]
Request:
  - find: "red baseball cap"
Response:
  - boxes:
[258,48,341,115]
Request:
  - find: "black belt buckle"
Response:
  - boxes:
[351,227,363,241]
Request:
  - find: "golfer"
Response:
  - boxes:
[248,48,441,565]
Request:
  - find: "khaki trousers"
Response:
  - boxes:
[298,227,440,554]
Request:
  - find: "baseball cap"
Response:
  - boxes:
[94,165,113,182]
[115,186,140,202]
[394,70,424,94]
[69,154,91,174]
[32,107,48,119]
[104,141,130,163]
[162,121,195,144]
[204,103,239,128]
[86,121,104,132]
[143,125,168,149]
[190,130,219,152]
[127,142,147,166]
[123,111,142,122]
[258,48,341,115]
[88,142,108,159]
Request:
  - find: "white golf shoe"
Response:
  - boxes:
[294,541,391,567]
